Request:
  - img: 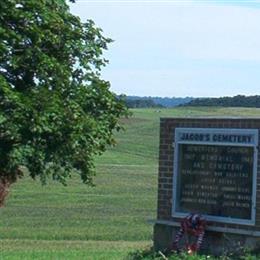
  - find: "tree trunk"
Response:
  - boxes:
[0,178,11,207]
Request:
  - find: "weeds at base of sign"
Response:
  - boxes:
[126,247,259,260]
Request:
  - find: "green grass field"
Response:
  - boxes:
[1,107,260,259]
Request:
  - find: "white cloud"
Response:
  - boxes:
[70,3,260,61]
[172,5,260,61]
[69,2,260,96]
[103,66,260,97]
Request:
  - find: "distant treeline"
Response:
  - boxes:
[123,96,194,108]
[124,98,163,108]
[121,95,260,108]
[184,95,260,107]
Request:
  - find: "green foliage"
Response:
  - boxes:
[0,0,128,185]
[126,247,259,260]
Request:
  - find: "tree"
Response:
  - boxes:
[0,0,128,206]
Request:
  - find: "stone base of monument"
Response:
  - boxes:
[154,223,260,256]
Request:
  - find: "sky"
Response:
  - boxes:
[69,0,260,97]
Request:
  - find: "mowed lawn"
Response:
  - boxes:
[1,107,260,259]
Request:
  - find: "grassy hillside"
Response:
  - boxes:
[1,107,260,259]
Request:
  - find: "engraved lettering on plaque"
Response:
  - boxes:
[173,128,258,225]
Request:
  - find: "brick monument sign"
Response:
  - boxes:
[154,117,260,254]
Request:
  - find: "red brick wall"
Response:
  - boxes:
[157,118,260,231]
